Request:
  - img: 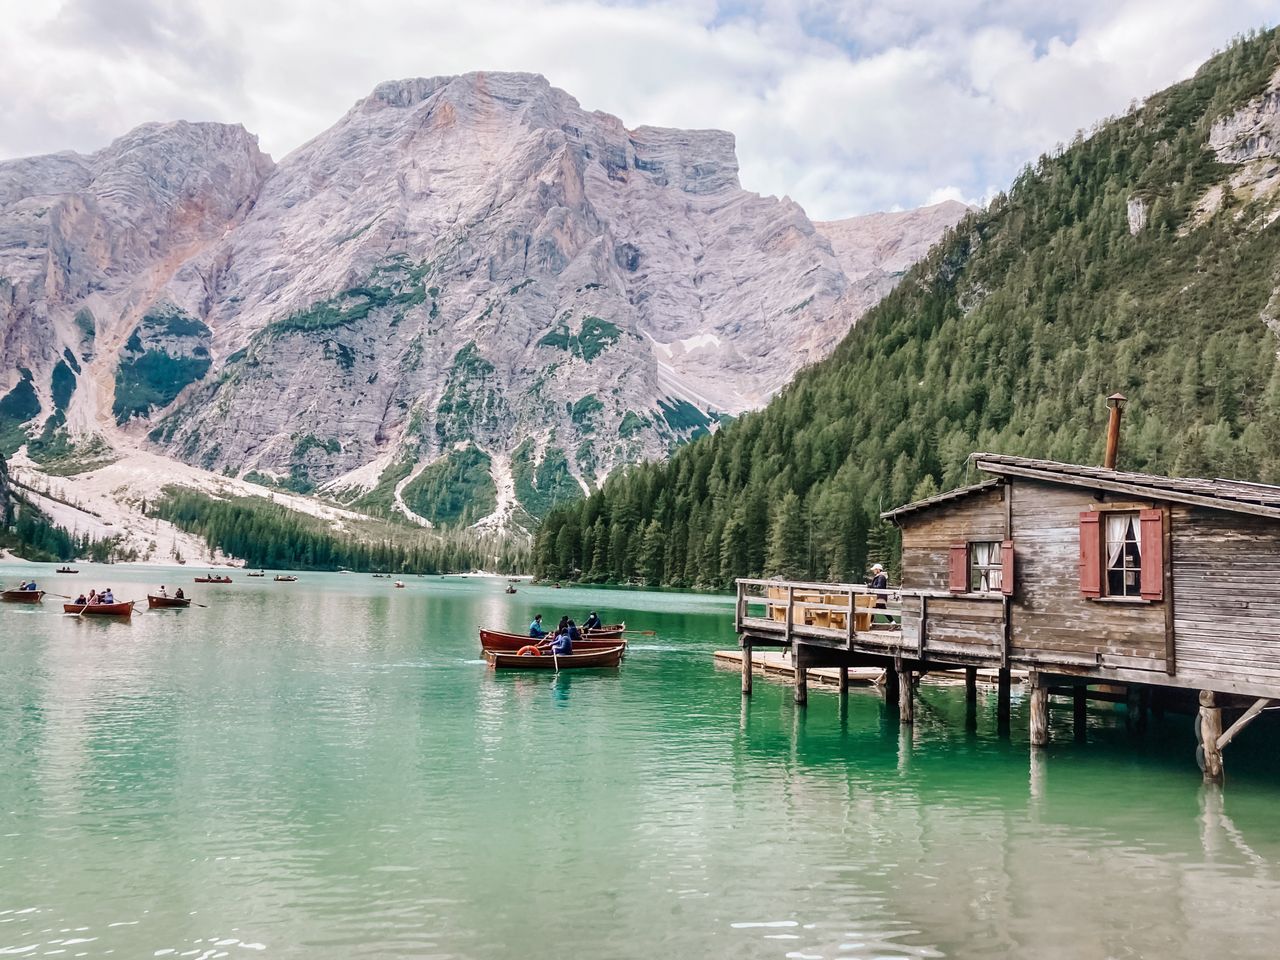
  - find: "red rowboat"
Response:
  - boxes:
[63,600,135,617]
[485,645,625,670]
[479,628,627,654]
[147,595,191,609]
[2,589,45,604]
[194,576,232,584]
[585,622,625,639]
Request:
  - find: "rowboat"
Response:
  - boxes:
[485,644,625,670]
[394,580,405,588]
[585,622,626,639]
[247,571,265,578]
[2,589,45,604]
[194,576,232,584]
[147,595,191,609]
[63,600,135,617]
[274,575,297,582]
[479,628,627,654]
[56,567,78,574]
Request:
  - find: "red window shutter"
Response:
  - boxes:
[949,543,968,593]
[1079,512,1102,598]
[1001,540,1015,596]
[1139,509,1164,601]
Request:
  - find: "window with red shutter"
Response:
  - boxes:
[1079,512,1102,598]
[1139,509,1164,601]
[948,543,968,593]
[1000,540,1015,596]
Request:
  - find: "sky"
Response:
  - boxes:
[0,0,1276,220]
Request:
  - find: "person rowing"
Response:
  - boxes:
[529,614,548,639]
[582,611,602,632]
[99,588,115,604]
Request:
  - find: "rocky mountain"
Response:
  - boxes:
[0,72,965,533]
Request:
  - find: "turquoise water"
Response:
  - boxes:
[1,563,1278,959]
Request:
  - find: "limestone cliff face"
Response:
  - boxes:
[0,73,959,528]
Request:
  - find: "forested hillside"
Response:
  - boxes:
[534,29,1280,588]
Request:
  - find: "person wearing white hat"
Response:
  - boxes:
[868,563,888,592]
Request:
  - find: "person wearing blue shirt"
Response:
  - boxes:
[529,614,548,638]
[550,630,572,656]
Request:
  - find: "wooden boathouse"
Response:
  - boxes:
[735,429,1280,781]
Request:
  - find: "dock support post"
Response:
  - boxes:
[793,646,808,706]
[883,664,899,708]
[965,666,977,706]
[838,666,849,696]
[1029,672,1048,747]
[741,642,752,697]
[997,669,1011,733]
[1198,690,1223,783]
[896,658,913,725]
[1073,685,1087,742]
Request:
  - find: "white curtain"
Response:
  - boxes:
[1105,513,1131,567]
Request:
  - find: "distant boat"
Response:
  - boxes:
[485,645,625,670]
[147,595,191,609]
[394,580,405,588]
[56,567,78,574]
[194,576,233,584]
[63,600,134,617]
[274,575,298,582]
[585,622,626,639]
[247,571,266,578]
[505,586,517,594]
[2,589,45,604]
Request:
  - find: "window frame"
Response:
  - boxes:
[967,540,1004,594]
[1101,510,1143,599]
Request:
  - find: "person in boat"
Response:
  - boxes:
[556,615,570,637]
[73,593,87,605]
[87,589,98,605]
[582,611,603,632]
[529,614,548,639]
[99,588,115,604]
[158,585,168,597]
[175,587,185,600]
[22,579,37,591]
[566,619,583,644]
[548,628,573,656]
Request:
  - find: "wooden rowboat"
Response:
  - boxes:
[63,600,135,617]
[274,575,297,582]
[194,576,233,584]
[56,567,78,574]
[584,622,626,639]
[2,589,45,604]
[147,595,191,609]
[479,628,627,654]
[485,644,625,670]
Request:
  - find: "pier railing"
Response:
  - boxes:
[735,578,1008,662]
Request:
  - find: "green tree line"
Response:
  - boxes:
[534,29,1280,589]
[149,489,529,573]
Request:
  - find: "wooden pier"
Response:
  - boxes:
[735,451,1280,783]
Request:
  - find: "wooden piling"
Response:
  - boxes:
[897,659,913,725]
[793,647,808,706]
[838,666,849,695]
[1029,672,1048,747]
[1198,689,1223,783]
[997,669,1011,729]
[883,664,900,708]
[1073,685,1087,741]
[965,666,977,705]
[741,642,752,697]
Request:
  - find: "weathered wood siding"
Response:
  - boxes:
[1172,507,1280,687]
[1005,479,1168,670]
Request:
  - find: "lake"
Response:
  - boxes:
[1,563,1278,959]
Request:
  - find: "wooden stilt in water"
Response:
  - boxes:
[1198,690,1224,783]
[1029,672,1048,747]
[838,666,849,695]
[741,642,752,697]
[1073,684,1087,741]
[965,666,977,705]
[883,664,899,708]
[897,658,913,725]
[997,668,1011,732]
[793,646,808,706]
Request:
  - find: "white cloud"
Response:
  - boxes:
[0,0,1274,219]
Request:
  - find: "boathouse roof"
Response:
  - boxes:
[881,454,1280,522]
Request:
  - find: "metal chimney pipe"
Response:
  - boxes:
[1104,393,1126,470]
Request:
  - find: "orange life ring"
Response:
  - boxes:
[516,645,542,657]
